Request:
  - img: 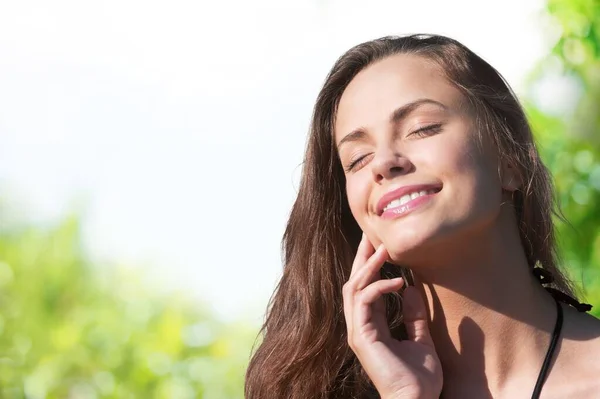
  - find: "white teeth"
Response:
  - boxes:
[382,189,437,212]
[398,195,411,205]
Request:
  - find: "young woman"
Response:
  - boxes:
[245,34,600,399]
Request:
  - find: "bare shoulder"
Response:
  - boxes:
[563,305,600,353]
[547,306,600,398]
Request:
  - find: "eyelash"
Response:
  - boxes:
[345,154,372,172]
[344,123,443,172]
[410,123,443,137]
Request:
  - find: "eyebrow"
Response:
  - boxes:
[336,98,448,149]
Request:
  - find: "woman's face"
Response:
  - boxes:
[334,54,510,264]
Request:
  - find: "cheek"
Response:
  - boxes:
[444,140,503,211]
[418,130,500,208]
[345,176,371,225]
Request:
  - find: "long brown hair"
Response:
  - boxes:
[245,34,578,399]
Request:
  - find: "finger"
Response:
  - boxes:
[350,232,375,276]
[342,288,353,338]
[342,246,387,337]
[354,278,405,331]
[402,285,435,348]
[353,244,388,291]
[356,278,405,310]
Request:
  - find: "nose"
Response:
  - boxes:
[370,148,413,183]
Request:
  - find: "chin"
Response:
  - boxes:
[381,230,435,265]
[386,245,426,266]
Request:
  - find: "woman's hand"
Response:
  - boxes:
[342,234,443,399]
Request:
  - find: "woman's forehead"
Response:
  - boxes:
[334,55,465,143]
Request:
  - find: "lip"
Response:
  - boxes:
[375,184,443,216]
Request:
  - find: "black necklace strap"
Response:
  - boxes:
[531,299,563,399]
[545,287,593,312]
[532,267,593,312]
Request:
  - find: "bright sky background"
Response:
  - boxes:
[0,0,550,323]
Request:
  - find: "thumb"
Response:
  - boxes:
[403,285,435,347]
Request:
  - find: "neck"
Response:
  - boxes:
[408,212,558,397]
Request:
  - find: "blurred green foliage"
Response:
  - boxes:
[0,216,256,398]
[0,0,599,397]
[525,0,600,313]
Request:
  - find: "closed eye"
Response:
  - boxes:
[345,153,373,172]
[409,123,443,138]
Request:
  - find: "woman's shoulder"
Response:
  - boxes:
[565,305,600,347]
[546,306,600,398]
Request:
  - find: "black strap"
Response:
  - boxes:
[531,299,563,399]
[545,287,593,312]
[532,267,593,312]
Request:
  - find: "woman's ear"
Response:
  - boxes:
[500,159,522,192]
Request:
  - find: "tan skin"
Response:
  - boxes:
[336,54,600,398]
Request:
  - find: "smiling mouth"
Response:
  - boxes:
[377,185,442,217]
[382,189,439,212]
